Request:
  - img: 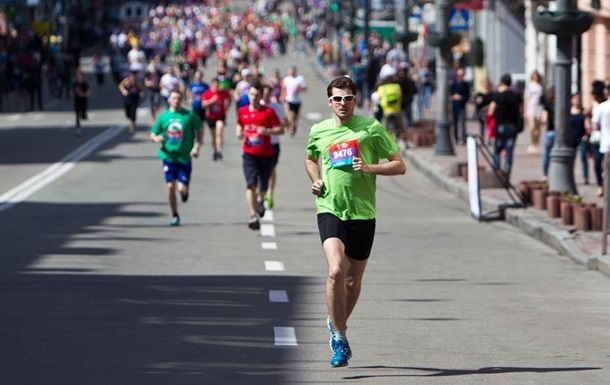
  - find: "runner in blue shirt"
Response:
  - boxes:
[187,70,210,123]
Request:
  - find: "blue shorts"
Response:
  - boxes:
[162,161,192,185]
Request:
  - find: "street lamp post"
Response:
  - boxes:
[534,1,593,193]
[428,0,459,156]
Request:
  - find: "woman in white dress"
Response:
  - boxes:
[524,70,544,153]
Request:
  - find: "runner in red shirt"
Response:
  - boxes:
[202,78,233,160]
[236,81,283,230]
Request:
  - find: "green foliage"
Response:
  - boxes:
[562,192,583,204]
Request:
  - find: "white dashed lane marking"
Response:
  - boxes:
[269,290,289,303]
[262,242,277,250]
[265,261,285,271]
[274,327,298,346]
[261,224,276,237]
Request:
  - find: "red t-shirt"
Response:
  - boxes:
[203,89,231,119]
[237,105,280,157]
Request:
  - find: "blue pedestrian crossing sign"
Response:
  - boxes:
[449,9,469,31]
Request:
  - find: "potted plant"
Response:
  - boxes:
[531,181,549,210]
[560,193,582,226]
[546,191,562,218]
[573,198,592,231]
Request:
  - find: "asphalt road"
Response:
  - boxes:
[1,52,610,385]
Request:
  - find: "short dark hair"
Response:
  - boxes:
[327,76,357,97]
[500,73,512,86]
[250,81,263,93]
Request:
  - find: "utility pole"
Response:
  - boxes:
[534,0,592,193]
[431,0,457,156]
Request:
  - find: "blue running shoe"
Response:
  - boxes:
[170,216,180,226]
[330,339,352,367]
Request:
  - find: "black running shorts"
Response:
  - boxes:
[242,153,274,191]
[317,213,376,261]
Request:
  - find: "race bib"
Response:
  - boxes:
[328,139,359,168]
[246,126,263,147]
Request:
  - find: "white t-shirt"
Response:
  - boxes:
[524,81,544,119]
[592,99,610,153]
[159,74,182,97]
[282,75,306,104]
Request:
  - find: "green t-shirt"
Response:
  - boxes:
[306,115,399,220]
[151,108,201,163]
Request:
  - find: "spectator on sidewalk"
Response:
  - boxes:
[487,73,523,177]
[541,87,555,180]
[419,60,434,118]
[591,82,610,197]
[582,81,606,194]
[474,78,494,138]
[524,70,545,153]
[397,62,416,127]
[377,75,404,142]
[570,93,587,179]
[450,68,470,144]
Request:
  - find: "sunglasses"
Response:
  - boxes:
[329,94,356,103]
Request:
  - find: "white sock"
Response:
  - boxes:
[334,330,347,341]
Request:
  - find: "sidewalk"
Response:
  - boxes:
[402,108,610,278]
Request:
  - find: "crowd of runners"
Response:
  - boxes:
[97,2,311,229]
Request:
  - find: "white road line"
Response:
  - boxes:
[274,327,297,346]
[0,125,126,212]
[7,114,21,122]
[306,112,323,121]
[265,260,285,271]
[261,242,277,250]
[261,223,276,237]
[269,290,289,302]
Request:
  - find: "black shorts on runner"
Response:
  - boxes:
[271,143,280,167]
[193,107,206,122]
[242,153,274,191]
[206,116,225,130]
[317,213,376,261]
[286,101,301,113]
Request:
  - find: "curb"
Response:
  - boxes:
[404,149,610,277]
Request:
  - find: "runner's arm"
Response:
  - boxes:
[352,151,406,175]
[305,154,324,195]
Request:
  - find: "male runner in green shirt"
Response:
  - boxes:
[305,76,406,367]
[151,89,203,226]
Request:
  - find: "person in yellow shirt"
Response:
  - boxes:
[376,75,404,142]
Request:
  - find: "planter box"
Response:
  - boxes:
[561,202,574,226]
[574,206,592,231]
[532,188,549,210]
[547,195,561,218]
[590,205,603,231]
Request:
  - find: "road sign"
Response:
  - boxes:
[449,9,469,32]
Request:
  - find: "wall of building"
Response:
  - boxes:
[579,0,610,109]
[480,0,526,86]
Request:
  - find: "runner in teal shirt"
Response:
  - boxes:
[151,89,203,226]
